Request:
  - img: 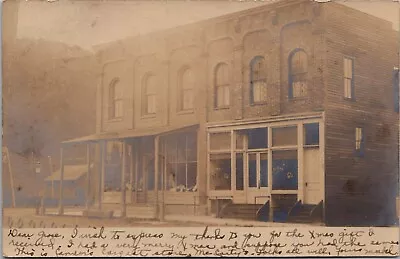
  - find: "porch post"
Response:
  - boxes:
[86,143,91,210]
[99,141,105,211]
[58,146,65,215]
[48,156,54,198]
[206,132,211,214]
[231,130,236,192]
[129,144,134,204]
[297,123,304,202]
[154,136,160,219]
[134,141,139,202]
[5,148,16,208]
[121,141,127,217]
[267,127,273,221]
[320,118,326,222]
[160,139,166,221]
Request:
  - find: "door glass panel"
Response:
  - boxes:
[260,153,268,187]
[236,153,244,190]
[304,123,319,146]
[248,153,257,188]
[272,126,297,146]
[272,150,298,190]
[210,153,231,190]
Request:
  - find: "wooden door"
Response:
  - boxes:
[303,148,322,205]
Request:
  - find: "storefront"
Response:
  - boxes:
[207,113,325,217]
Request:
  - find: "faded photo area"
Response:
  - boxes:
[2,0,399,230]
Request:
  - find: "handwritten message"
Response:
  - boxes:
[3,226,399,257]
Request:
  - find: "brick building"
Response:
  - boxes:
[59,0,399,226]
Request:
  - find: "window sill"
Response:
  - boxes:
[304,144,320,148]
[343,97,356,102]
[107,117,123,123]
[177,109,194,115]
[214,106,230,111]
[141,113,157,119]
[289,96,308,101]
[250,101,268,106]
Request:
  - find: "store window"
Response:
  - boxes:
[272,150,298,190]
[163,132,197,191]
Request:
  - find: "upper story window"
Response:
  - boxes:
[180,67,194,111]
[355,127,364,156]
[214,63,230,108]
[108,78,123,119]
[143,74,157,115]
[250,56,267,104]
[289,49,308,98]
[344,57,354,99]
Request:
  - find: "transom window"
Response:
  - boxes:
[180,68,194,111]
[143,75,157,115]
[214,63,230,108]
[108,78,123,119]
[250,56,267,104]
[344,57,354,99]
[289,49,308,98]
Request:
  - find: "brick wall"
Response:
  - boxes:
[323,2,398,226]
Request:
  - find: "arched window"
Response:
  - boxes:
[289,49,308,98]
[143,75,157,115]
[214,63,230,108]
[109,78,123,119]
[250,56,267,104]
[180,68,194,111]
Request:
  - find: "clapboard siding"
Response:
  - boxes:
[323,3,398,226]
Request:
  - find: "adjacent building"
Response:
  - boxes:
[60,0,399,226]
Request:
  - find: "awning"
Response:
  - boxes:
[45,164,94,181]
[62,123,198,145]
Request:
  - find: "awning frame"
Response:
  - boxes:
[61,124,199,146]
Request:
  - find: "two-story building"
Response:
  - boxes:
[58,0,399,226]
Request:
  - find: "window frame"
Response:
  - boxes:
[163,132,198,191]
[108,78,123,120]
[355,127,365,157]
[142,74,157,116]
[179,67,195,112]
[250,56,267,105]
[288,48,308,99]
[343,56,355,100]
[214,62,230,109]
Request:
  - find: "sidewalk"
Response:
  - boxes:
[17,207,323,227]
[164,214,323,227]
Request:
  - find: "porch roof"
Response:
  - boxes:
[61,123,199,145]
[45,164,94,181]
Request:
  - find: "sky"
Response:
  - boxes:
[14,0,400,51]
